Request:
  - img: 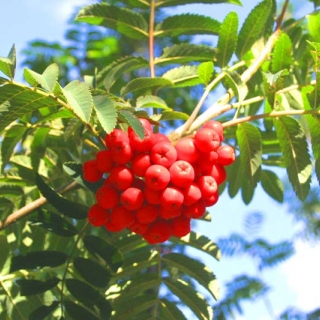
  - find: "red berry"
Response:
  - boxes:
[209,164,227,185]
[129,129,155,152]
[121,187,144,210]
[106,166,134,190]
[159,206,182,219]
[169,160,195,188]
[129,221,149,234]
[145,165,170,190]
[204,192,219,207]
[144,187,162,205]
[109,205,135,229]
[95,186,119,209]
[217,145,236,166]
[143,220,172,244]
[131,153,152,177]
[105,220,124,232]
[175,138,200,163]
[105,129,129,149]
[128,118,152,135]
[87,204,109,227]
[194,128,220,152]
[196,175,218,199]
[110,141,133,165]
[136,204,159,224]
[83,159,103,182]
[183,183,202,206]
[183,200,206,219]
[161,187,184,211]
[151,141,177,168]
[171,216,191,237]
[96,150,113,173]
[203,120,224,141]
[153,133,170,143]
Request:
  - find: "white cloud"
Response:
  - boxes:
[280,240,320,311]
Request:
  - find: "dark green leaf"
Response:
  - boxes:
[117,110,145,139]
[274,116,312,200]
[0,235,10,271]
[163,252,220,300]
[164,278,213,320]
[0,45,16,79]
[236,123,262,204]
[64,301,99,320]
[28,302,59,320]
[115,233,147,254]
[73,257,111,288]
[30,127,50,171]
[158,298,187,320]
[155,44,215,65]
[216,11,239,68]
[155,14,220,37]
[156,0,242,7]
[29,210,78,237]
[236,0,272,58]
[66,279,112,318]
[227,156,242,198]
[260,170,284,202]
[120,77,173,96]
[83,235,123,273]
[10,251,67,272]
[16,278,60,296]
[76,4,148,39]
[63,80,92,123]
[162,65,200,87]
[271,33,293,73]
[35,173,88,219]
[93,95,117,134]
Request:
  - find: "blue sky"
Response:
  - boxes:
[1,1,320,319]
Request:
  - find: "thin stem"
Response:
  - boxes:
[149,0,156,79]
[275,0,290,31]
[60,221,89,317]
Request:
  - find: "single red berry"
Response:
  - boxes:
[129,129,155,152]
[145,165,170,190]
[105,129,129,149]
[203,120,224,142]
[105,219,124,232]
[106,165,134,190]
[129,221,149,234]
[196,175,218,199]
[194,128,220,152]
[135,204,159,224]
[217,145,236,166]
[96,150,113,173]
[95,185,119,209]
[159,206,182,219]
[110,141,133,165]
[87,204,109,227]
[83,159,103,182]
[143,220,172,244]
[161,187,184,211]
[131,153,152,177]
[153,133,170,143]
[109,205,135,229]
[151,141,177,168]
[175,138,200,163]
[171,216,191,237]
[121,187,144,210]
[209,164,227,185]
[204,192,219,207]
[169,160,195,188]
[183,183,202,206]
[144,187,162,205]
[183,200,206,219]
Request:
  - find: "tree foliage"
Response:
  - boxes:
[0,0,320,319]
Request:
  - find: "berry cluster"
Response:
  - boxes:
[83,119,235,244]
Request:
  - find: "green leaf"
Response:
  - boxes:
[120,77,173,96]
[271,33,293,73]
[236,123,262,204]
[224,71,248,103]
[10,251,67,272]
[170,231,220,261]
[28,302,59,320]
[73,257,111,288]
[30,127,50,171]
[163,252,220,300]
[156,0,242,7]
[64,301,99,320]
[263,70,289,86]
[307,41,320,108]
[66,279,112,318]
[274,116,312,200]
[155,14,220,37]
[155,44,216,65]
[0,45,16,79]
[24,63,59,92]
[305,114,320,183]
[83,235,123,273]
[0,83,59,132]
[308,12,320,42]
[35,173,89,219]
[97,56,149,89]
[158,298,187,320]
[227,156,242,198]
[136,95,169,110]
[198,61,214,85]
[0,235,10,272]
[29,210,78,237]
[76,4,148,39]
[162,65,201,87]
[115,233,146,254]
[16,278,60,296]
[93,95,117,134]
[117,110,145,139]
[236,0,272,58]
[216,11,239,68]
[260,170,284,202]
[164,278,213,320]
[153,110,189,121]
[63,80,92,123]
